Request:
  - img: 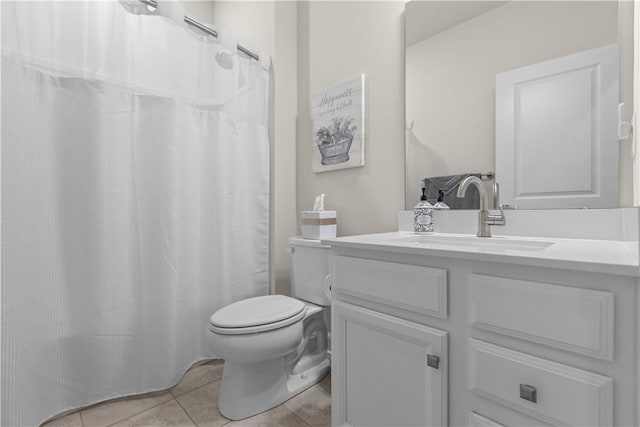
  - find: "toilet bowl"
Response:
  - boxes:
[206,237,331,421]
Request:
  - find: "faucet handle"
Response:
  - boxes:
[487,204,506,226]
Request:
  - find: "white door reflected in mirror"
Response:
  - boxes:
[496,44,619,209]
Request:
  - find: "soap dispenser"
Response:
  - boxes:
[414,187,434,234]
[433,190,450,210]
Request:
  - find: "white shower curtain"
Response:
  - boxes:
[1,2,270,426]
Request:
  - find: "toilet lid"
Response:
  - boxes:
[209,295,306,334]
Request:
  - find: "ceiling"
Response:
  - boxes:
[405,1,509,47]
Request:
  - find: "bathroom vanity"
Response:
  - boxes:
[324,219,640,426]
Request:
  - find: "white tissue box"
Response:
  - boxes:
[301,211,337,240]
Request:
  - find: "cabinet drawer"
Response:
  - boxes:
[469,339,613,426]
[469,412,504,427]
[333,255,447,319]
[468,274,614,360]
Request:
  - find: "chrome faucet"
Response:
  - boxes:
[456,176,505,237]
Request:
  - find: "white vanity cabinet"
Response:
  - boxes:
[327,234,640,427]
[332,301,447,427]
[331,255,448,427]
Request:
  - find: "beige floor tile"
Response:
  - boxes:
[319,372,330,390]
[175,380,230,427]
[284,374,331,427]
[171,360,225,398]
[41,411,83,427]
[79,390,173,427]
[38,362,329,427]
[110,399,195,427]
[225,405,309,427]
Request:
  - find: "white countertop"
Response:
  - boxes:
[322,232,640,277]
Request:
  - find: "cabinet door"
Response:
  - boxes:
[332,301,448,427]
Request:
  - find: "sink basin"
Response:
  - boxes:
[388,234,554,252]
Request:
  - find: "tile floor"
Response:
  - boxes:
[41,360,331,427]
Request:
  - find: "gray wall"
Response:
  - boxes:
[296,1,406,237]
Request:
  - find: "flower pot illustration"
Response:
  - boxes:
[318,135,353,165]
[315,116,357,166]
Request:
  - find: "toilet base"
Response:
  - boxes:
[217,355,331,421]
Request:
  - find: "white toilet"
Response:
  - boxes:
[206,237,332,420]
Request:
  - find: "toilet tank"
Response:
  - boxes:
[289,237,332,306]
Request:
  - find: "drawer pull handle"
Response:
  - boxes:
[427,354,440,369]
[519,383,537,403]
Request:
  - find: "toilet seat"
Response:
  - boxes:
[209,295,307,335]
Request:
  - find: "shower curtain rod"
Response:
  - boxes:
[137,0,260,61]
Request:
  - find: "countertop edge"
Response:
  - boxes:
[322,232,640,278]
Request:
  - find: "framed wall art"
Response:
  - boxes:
[311,74,366,173]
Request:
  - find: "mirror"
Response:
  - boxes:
[405,0,634,210]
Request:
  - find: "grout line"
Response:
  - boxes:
[78,410,85,427]
[172,377,222,400]
[170,369,223,399]
[103,395,174,427]
[173,397,199,427]
[176,379,229,425]
[285,405,313,427]
[168,386,179,399]
[174,379,231,427]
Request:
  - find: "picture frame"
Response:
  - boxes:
[311,74,366,173]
